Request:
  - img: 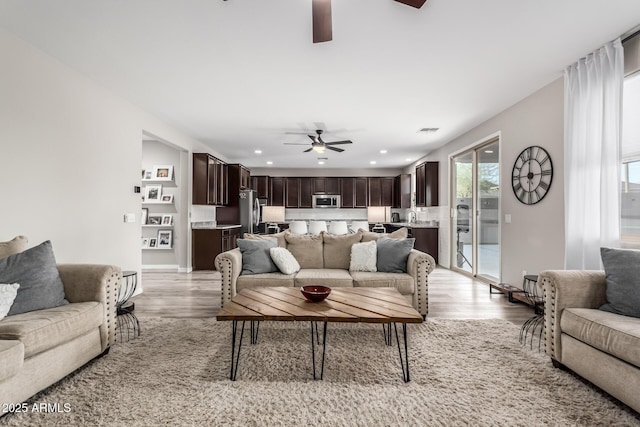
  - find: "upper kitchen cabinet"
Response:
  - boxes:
[313,177,340,194]
[394,174,411,209]
[270,177,286,206]
[354,177,368,208]
[193,153,227,206]
[238,164,251,189]
[285,177,313,208]
[368,177,395,207]
[340,177,355,208]
[415,162,439,207]
[251,175,270,199]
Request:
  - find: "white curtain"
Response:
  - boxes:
[564,39,623,270]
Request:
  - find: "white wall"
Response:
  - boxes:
[408,78,565,286]
[0,29,215,276]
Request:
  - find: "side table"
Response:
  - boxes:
[116,270,140,342]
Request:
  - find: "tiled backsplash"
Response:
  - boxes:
[285,208,368,221]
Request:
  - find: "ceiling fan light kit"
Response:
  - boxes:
[285,129,353,154]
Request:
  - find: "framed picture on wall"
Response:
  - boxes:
[152,165,173,180]
[141,208,148,225]
[157,230,172,248]
[145,185,162,202]
[161,194,173,203]
[149,238,157,248]
[147,215,162,225]
[161,214,173,225]
[144,170,153,180]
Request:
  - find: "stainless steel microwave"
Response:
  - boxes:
[312,194,340,208]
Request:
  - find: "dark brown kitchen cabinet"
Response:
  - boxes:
[354,177,368,208]
[193,153,227,206]
[340,177,355,208]
[368,177,382,206]
[270,177,285,206]
[299,177,313,208]
[415,161,439,207]
[381,177,395,207]
[239,165,251,189]
[286,178,300,208]
[313,177,327,194]
[411,227,439,264]
[251,175,269,199]
[326,178,340,195]
[192,227,240,271]
[395,174,411,209]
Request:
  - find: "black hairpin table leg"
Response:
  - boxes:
[310,321,328,380]
[229,320,246,381]
[394,323,411,383]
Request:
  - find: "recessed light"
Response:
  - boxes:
[380,150,387,154]
[484,150,494,154]
[405,158,413,162]
[370,161,377,165]
[266,161,273,165]
[254,149,262,154]
[318,161,325,165]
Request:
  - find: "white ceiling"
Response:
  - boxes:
[1,1,640,169]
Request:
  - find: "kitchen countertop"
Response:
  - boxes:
[386,222,439,229]
[191,222,241,230]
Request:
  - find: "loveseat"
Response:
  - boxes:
[215,229,436,317]
[541,270,640,412]
[0,237,120,406]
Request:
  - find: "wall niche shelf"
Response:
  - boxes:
[141,247,173,250]
[142,224,173,228]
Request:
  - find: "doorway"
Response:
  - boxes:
[450,137,500,282]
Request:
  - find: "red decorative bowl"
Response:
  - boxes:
[300,285,331,302]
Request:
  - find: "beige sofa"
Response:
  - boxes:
[0,264,120,406]
[215,230,436,317]
[541,270,640,412]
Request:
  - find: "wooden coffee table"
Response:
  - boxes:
[216,287,423,382]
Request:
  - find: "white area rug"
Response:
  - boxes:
[2,318,638,426]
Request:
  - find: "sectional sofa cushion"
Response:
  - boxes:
[237,239,279,275]
[0,283,20,320]
[0,301,102,358]
[322,231,363,270]
[350,272,415,295]
[0,236,28,260]
[236,272,296,292]
[376,237,415,273]
[0,241,68,316]
[285,234,324,269]
[561,307,640,367]
[0,340,23,382]
[294,269,353,288]
[361,227,408,242]
[599,247,640,318]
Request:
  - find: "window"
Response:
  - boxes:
[622,73,640,247]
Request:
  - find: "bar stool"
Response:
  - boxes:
[519,274,544,351]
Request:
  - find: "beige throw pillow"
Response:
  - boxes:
[244,231,288,248]
[361,227,408,242]
[0,236,28,260]
[322,231,363,270]
[284,233,323,269]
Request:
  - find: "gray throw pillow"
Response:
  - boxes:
[376,237,415,273]
[599,247,640,318]
[237,238,278,275]
[0,240,69,316]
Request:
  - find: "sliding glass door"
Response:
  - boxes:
[451,138,500,281]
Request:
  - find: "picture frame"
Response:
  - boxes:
[144,170,152,180]
[141,237,150,248]
[161,214,173,225]
[152,165,173,180]
[149,238,157,248]
[142,169,146,179]
[147,215,162,225]
[161,194,174,203]
[145,185,162,202]
[157,230,173,249]
[141,208,148,225]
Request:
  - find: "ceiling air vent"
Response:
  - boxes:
[418,128,439,133]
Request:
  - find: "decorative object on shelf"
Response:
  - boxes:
[149,238,157,248]
[116,271,140,342]
[152,165,174,180]
[157,230,173,249]
[141,208,148,225]
[141,238,150,248]
[161,194,174,203]
[147,215,162,225]
[162,214,173,225]
[142,170,152,180]
[511,145,553,205]
[145,184,162,202]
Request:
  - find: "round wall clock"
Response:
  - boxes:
[511,145,553,205]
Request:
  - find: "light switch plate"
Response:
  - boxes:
[124,213,136,223]
[505,214,512,224]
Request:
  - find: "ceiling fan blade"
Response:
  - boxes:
[308,134,318,142]
[394,0,427,8]
[312,0,332,43]
[325,140,353,145]
[304,147,314,153]
[284,143,312,145]
[326,146,344,153]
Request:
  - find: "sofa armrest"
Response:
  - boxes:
[406,249,436,317]
[215,248,242,308]
[56,264,121,351]
[541,270,607,362]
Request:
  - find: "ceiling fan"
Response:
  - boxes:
[284,129,353,153]
[312,0,428,43]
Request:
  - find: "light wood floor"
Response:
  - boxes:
[132,268,534,326]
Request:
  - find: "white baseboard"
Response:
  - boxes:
[141,264,179,270]
[178,267,193,273]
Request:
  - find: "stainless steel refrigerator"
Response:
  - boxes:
[239,189,260,236]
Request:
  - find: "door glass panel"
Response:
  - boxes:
[453,152,473,273]
[477,142,500,280]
